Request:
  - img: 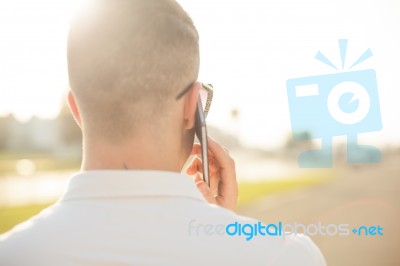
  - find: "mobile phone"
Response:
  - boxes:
[194,97,210,187]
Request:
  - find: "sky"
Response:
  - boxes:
[0,0,399,149]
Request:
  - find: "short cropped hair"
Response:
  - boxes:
[67,0,199,140]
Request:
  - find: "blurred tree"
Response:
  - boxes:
[285,131,314,153]
[292,131,312,142]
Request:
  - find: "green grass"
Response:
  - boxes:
[237,173,335,206]
[0,203,53,234]
[0,173,335,235]
[0,152,80,177]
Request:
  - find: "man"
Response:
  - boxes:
[0,0,326,265]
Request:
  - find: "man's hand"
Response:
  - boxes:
[186,137,238,211]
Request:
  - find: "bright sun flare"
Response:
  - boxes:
[0,0,81,122]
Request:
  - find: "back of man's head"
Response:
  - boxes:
[68,0,199,141]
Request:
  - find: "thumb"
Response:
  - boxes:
[195,179,217,205]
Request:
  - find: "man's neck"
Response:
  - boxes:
[81,136,183,172]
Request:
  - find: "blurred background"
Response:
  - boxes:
[0,0,399,265]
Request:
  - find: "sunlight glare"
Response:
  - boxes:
[0,0,81,121]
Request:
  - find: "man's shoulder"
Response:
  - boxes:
[0,204,60,263]
[0,198,326,266]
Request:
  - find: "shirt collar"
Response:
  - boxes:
[60,170,205,203]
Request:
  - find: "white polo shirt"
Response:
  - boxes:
[0,171,326,266]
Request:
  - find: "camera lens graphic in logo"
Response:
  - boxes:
[327,81,371,125]
[287,69,381,138]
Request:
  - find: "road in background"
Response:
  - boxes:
[238,153,400,266]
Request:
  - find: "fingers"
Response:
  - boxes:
[190,143,201,155]
[195,178,217,205]
[188,156,218,191]
[207,137,235,171]
[194,172,203,183]
[188,138,238,211]
[207,137,236,184]
[187,142,219,181]
[207,137,238,210]
[186,156,202,176]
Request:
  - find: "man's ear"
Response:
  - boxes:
[68,91,82,128]
[183,82,201,130]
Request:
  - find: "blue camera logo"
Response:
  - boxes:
[286,39,382,168]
